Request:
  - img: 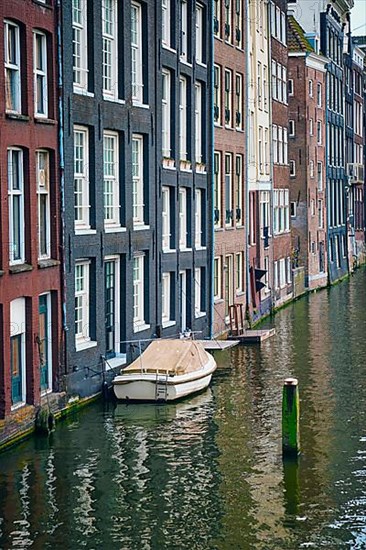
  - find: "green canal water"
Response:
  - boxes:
[1,269,366,549]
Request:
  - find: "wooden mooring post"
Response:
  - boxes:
[282,378,300,457]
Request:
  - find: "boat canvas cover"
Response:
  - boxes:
[121,340,210,376]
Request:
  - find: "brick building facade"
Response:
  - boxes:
[0,0,62,417]
[213,0,247,336]
[287,16,328,289]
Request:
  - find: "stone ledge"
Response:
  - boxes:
[5,113,30,122]
[9,263,33,274]
[38,258,61,269]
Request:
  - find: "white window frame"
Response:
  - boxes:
[196,3,204,65]
[236,154,243,225]
[235,73,243,130]
[179,187,188,249]
[224,69,232,127]
[104,255,121,356]
[162,272,172,325]
[317,82,322,107]
[289,119,295,137]
[103,131,120,227]
[4,20,21,113]
[74,126,90,230]
[214,65,221,125]
[162,186,171,251]
[8,148,25,265]
[214,151,221,227]
[10,297,27,408]
[195,188,202,248]
[309,79,313,97]
[179,76,187,160]
[102,0,118,99]
[288,78,294,96]
[162,69,171,158]
[162,0,171,48]
[195,81,203,164]
[317,161,323,191]
[133,254,146,330]
[36,150,51,260]
[273,125,278,164]
[194,267,205,317]
[131,2,143,103]
[180,0,188,61]
[317,120,322,145]
[225,153,233,227]
[236,252,243,293]
[289,160,296,176]
[33,31,48,117]
[214,256,222,300]
[132,134,145,226]
[75,261,91,346]
[72,0,88,91]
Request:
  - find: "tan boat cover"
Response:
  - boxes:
[122,339,210,376]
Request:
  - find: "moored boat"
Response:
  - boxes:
[112,339,217,402]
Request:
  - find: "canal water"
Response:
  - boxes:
[1,269,366,549]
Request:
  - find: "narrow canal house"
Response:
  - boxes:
[291,0,354,283]
[212,0,247,336]
[344,42,365,268]
[287,16,328,290]
[0,1,62,424]
[247,0,273,322]
[61,0,213,396]
[270,0,293,308]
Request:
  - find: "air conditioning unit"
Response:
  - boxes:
[347,163,364,184]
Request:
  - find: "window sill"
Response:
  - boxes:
[179,247,192,252]
[34,117,56,125]
[6,112,30,122]
[11,401,26,412]
[163,159,176,170]
[162,44,177,54]
[73,87,94,97]
[9,263,33,274]
[76,339,97,352]
[236,290,245,297]
[103,95,125,105]
[132,101,150,109]
[179,58,192,67]
[163,248,176,254]
[105,226,126,233]
[32,0,52,8]
[195,246,207,251]
[133,224,150,231]
[38,258,60,269]
[179,160,192,171]
[196,61,207,69]
[214,298,224,304]
[195,311,206,319]
[75,228,97,235]
[162,320,176,329]
[133,323,151,334]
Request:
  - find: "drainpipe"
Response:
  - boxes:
[245,0,251,322]
[209,2,214,339]
[56,0,68,376]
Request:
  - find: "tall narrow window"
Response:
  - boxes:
[10,298,26,406]
[235,73,243,130]
[214,0,221,37]
[132,135,144,225]
[225,154,233,227]
[196,4,204,64]
[214,65,221,124]
[75,261,90,344]
[224,69,232,127]
[236,252,243,292]
[162,0,171,48]
[179,187,188,249]
[72,0,88,90]
[195,267,205,316]
[8,148,24,264]
[181,0,188,61]
[102,0,117,98]
[36,150,50,259]
[131,2,143,103]
[133,254,146,329]
[317,162,323,191]
[33,32,48,117]
[224,0,232,42]
[179,76,187,160]
[105,257,119,357]
[162,272,173,324]
[103,132,120,227]
[195,189,202,248]
[162,187,171,250]
[74,126,90,229]
[195,82,203,164]
[39,294,52,392]
[4,21,21,113]
[235,0,242,47]
[235,155,243,225]
[214,152,221,227]
[162,70,171,158]
[214,257,222,300]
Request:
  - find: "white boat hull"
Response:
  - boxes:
[113,354,216,402]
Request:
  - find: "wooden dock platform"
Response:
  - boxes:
[197,340,240,351]
[229,328,276,344]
